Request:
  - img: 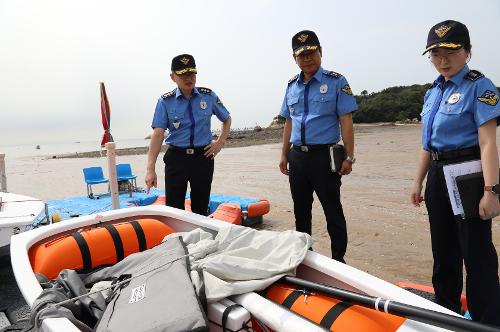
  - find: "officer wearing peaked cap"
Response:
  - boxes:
[279,30,358,263]
[146,54,232,216]
[411,20,500,325]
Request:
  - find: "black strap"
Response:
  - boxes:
[130,220,147,251]
[319,301,352,329]
[195,268,207,313]
[222,304,243,332]
[71,232,92,271]
[281,289,303,309]
[104,224,125,262]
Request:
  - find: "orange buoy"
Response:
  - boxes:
[209,203,242,225]
[265,282,405,332]
[247,198,270,218]
[29,218,175,280]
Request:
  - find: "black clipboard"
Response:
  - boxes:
[329,144,346,173]
[455,170,500,219]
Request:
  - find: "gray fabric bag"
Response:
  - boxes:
[87,236,208,332]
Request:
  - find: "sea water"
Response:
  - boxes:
[0,138,150,158]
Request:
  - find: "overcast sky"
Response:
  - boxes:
[1,0,499,145]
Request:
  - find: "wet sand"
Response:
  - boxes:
[4,124,500,285]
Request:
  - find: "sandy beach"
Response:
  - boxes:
[3,124,500,286]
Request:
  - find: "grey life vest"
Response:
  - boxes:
[86,235,208,332]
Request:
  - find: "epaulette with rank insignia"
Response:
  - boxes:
[324,70,342,79]
[161,89,176,99]
[288,74,299,85]
[198,87,212,94]
[464,70,484,81]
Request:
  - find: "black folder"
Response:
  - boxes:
[329,144,346,173]
[455,170,500,219]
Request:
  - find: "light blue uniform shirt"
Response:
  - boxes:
[152,87,230,148]
[421,65,500,151]
[280,67,358,146]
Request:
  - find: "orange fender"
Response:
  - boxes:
[209,203,242,225]
[152,195,191,211]
[265,282,405,332]
[29,218,175,280]
[247,198,270,218]
[396,281,468,312]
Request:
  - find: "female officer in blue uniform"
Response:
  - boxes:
[279,30,357,263]
[410,20,500,325]
[146,54,232,216]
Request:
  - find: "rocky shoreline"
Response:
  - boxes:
[49,123,411,159]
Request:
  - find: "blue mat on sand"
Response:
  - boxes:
[38,190,260,223]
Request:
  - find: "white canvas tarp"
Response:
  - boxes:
[163,224,313,303]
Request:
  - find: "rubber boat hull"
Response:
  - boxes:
[11,206,461,331]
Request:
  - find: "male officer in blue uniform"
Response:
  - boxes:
[146,54,232,215]
[411,20,500,325]
[279,30,358,263]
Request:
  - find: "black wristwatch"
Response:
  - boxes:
[484,184,500,195]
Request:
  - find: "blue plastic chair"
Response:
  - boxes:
[82,167,109,198]
[116,164,138,191]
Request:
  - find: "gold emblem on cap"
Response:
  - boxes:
[180,57,190,65]
[297,34,309,43]
[434,25,451,38]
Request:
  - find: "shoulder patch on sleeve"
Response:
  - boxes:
[464,70,484,81]
[341,84,353,96]
[161,89,176,99]
[324,70,342,78]
[198,87,212,94]
[288,74,299,85]
[477,90,499,106]
[216,97,223,104]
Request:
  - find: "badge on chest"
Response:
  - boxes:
[200,100,207,109]
[173,119,180,129]
[447,93,461,105]
[320,84,328,94]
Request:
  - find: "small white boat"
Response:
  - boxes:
[11,206,471,332]
[0,192,45,248]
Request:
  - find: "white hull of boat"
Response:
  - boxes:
[11,205,460,332]
[0,192,45,248]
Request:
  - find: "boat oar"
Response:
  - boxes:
[283,276,499,332]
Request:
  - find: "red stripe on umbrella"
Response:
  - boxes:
[100,82,114,147]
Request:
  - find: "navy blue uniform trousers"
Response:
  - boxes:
[288,148,347,263]
[163,149,214,216]
[425,157,500,326]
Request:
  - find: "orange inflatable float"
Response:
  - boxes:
[396,281,468,313]
[29,218,175,279]
[264,282,405,332]
[147,195,269,226]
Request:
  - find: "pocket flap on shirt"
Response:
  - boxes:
[438,105,464,115]
[287,96,299,106]
[313,95,334,103]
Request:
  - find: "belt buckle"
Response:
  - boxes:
[300,146,309,152]
[186,148,195,155]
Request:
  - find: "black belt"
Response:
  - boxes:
[292,144,330,153]
[168,145,206,155]
[430,146,480,161]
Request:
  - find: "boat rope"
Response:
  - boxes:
[52,246,199,308]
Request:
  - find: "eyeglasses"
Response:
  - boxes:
[429,49,463,62]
